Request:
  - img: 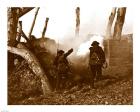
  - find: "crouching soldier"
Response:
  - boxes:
[89,41,105,88]
[53,48,73,91]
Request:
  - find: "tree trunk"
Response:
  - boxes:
[8,7,36,70]
[105,8,117,66]
[8,8,19,70]
[17,21,22,42]
[113,7,126,40]
[8,43,52,95]
[75,7,80,37]
[106,7,116,39]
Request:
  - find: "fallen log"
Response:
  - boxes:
[8,43,52,95]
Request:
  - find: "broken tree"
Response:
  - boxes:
[8,43,52,95]
[8,8,20,70]
[8,7,52,95]
[104,7,128,66]
[106,7,117,38]
[105,7,117,64]
[8,7,34,70]
[113,7,127,40]
[75,7,80,37]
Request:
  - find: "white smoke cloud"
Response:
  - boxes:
[77,34,104,56]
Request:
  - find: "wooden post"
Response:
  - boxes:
[42,17,49,38]
[28,7,40,39]
[106,7,116,39]
[113,7,126,40]
[75,7,80,37]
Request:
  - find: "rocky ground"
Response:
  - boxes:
[8,60,133,105]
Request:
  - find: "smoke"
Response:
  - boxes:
[77,34,104,56]
[58,34,104,55]
[53,34,104,66]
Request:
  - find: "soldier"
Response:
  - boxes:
[54,48,73,91]
[89,41,105,88]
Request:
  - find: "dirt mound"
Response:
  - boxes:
[8,60,43,104]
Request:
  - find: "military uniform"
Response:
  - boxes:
[54,48,73,91]
[89,41,105,88]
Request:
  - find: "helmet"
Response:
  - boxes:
[91,41,99,46]
[57,50,64,54]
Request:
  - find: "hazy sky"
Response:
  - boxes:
[20,1,133,42]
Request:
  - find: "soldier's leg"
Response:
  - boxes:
[90,65,96,88]
[62,77,67,90]
[96,65,102,80]
[56,73,61,91]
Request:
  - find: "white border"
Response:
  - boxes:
[0,0,139,112]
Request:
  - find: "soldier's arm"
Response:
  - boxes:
[64,48,73,57]
[89,47,93,57]
[99,47,105,63]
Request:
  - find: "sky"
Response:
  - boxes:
[19,1,133,43]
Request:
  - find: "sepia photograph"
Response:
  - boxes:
[7,5,133,105]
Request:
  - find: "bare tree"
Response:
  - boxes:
[106,8,117,39]
[8,8,19,70]
[75,7,80,37]
[8,7,52,95]
[113,7,127,40]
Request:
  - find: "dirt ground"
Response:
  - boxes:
[8,60,133,105]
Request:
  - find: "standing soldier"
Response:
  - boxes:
[54,48,73,91]
[89,41,105,88]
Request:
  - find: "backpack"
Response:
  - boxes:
[89,52,100,65]
[57,55,70,74]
